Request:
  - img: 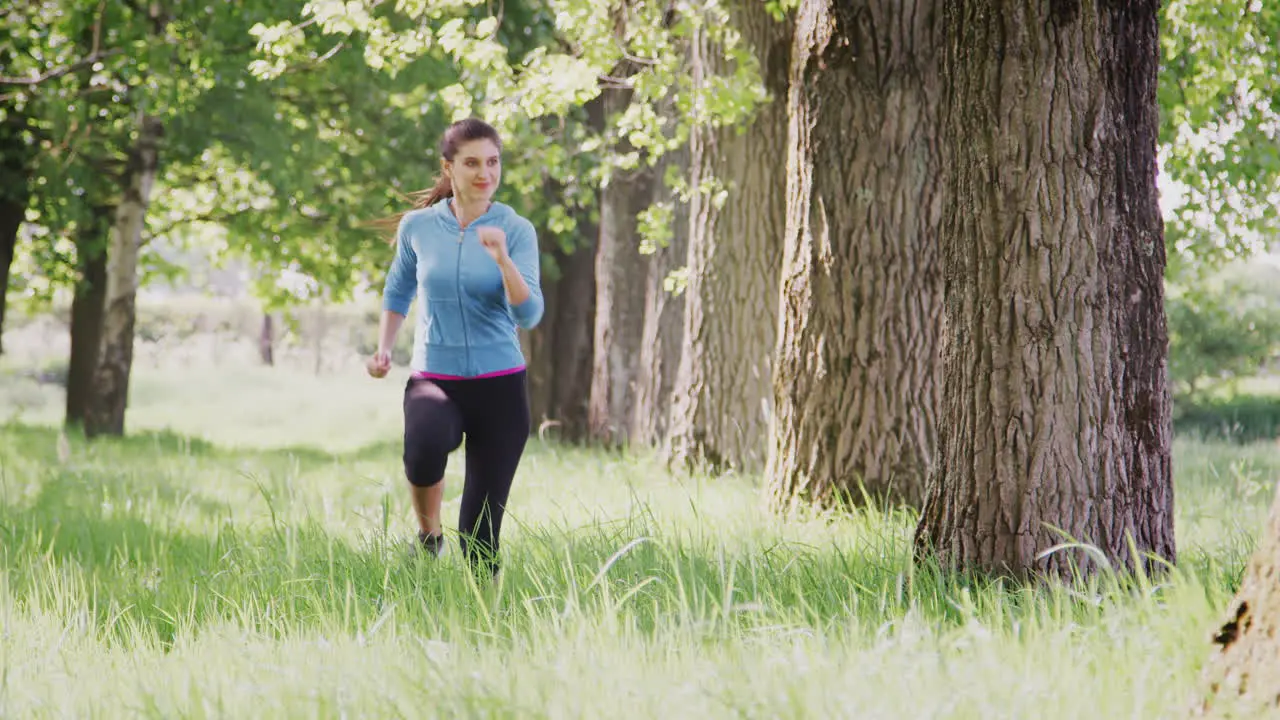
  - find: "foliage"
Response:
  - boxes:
[1159,0,1280,278]
[3,1,273,307]
[1167,261,1280,398]
[1,1,134,309]
[1175,393,1280,443]
[248,0,774,257]
[11,0,1275,308]
[160,42,463,308]
[1,1,473,310]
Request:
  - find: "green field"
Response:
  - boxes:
[1,360,1277,718]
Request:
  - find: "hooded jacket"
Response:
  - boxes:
[381,199,544,378]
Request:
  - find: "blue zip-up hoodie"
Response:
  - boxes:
[381,199,544,377]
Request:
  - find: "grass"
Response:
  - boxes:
[1,359,1278,718]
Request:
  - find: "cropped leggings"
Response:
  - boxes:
[402,370,530,573]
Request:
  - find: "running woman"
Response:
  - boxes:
[366,118,543,578]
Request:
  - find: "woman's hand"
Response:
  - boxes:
[367,350,391,379]
[477,226,509,264]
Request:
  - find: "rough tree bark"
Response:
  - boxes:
[631,143,690,447]
[84,115,163,438]
[1194,482,1280,717]
[65,205,112,428]
[913,1,1174,578]
[588,88,655,446]
[665,1,791,473]
[766,0,943,508]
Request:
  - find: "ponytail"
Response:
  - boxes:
[414,172,455,210]
[368,172,454,242]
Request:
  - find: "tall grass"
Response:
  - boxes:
[1,362,1277,718]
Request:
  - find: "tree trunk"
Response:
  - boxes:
[311,303,327,375]
[0,197,21,358]
[630,143,690,447]
[526,209,599,443]
[913,1,1174,579]
[259,312,275,366]
[766,0,944,508]
[588,88,655,447]
[527,106,602,445]
[1194,482,1280,717]
[665,2,791,473]
[65,205,112,428]
[84,115,163,438]
[0,103,34,357]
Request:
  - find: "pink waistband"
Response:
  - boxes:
[413,365,526,381]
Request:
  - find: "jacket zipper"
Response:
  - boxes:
[457,228,471,374]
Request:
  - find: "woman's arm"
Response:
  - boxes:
[497,255,531,307]
[377,310,406,356]
[493,222,544,329]
[369,217,417,378]
[382,217,419,316]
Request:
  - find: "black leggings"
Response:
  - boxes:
[402,371,530,574]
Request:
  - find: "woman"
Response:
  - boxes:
[367,118,543,578]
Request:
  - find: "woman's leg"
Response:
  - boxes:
[457,372,530,576]
[410,483,446,536]
[402,377,463,548]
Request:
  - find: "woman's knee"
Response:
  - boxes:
[402,379,463,486]
[403,431,459,487]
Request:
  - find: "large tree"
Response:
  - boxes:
[913,0,1174,578]
[0,8,44,356]
[631,143,689,447]
[65,204,111,426]
[0,99,34,357]
[665,0,790,473]
[525,229,598,441]
[588,83,657,445]
[80,0,172,437]
[83,113,163,437]
[525,158,600,442]
[3,1,156,429]
[766,0,943,508]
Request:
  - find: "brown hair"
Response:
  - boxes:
[370,118,504,238]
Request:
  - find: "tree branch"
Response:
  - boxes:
[0,49,124,87]
[597,74,636,89]
[274,41,348,76]
[1,0,116,87]
[143,208,250,246]
[91,0,107,56]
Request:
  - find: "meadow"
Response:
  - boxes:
[1,335,1278,718]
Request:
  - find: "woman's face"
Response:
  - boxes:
[446,138,502,203]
